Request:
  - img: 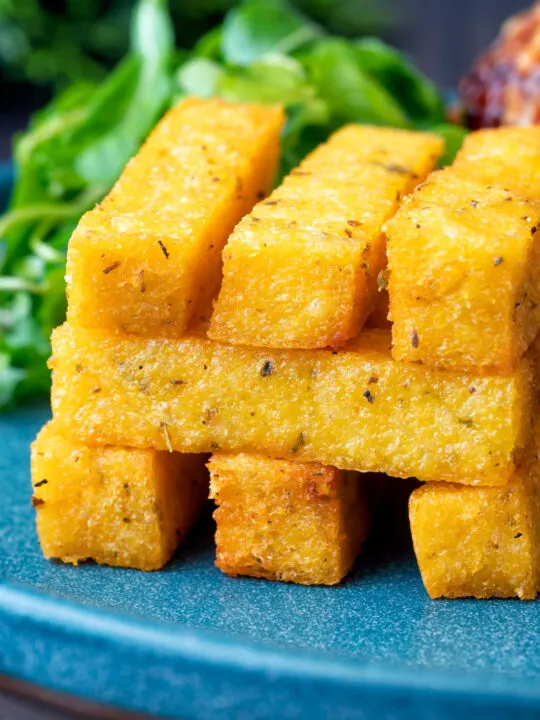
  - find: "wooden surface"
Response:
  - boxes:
[0,675,152,720]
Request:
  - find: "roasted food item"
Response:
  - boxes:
[31,422,209,570]
[460,3,540,129]
[453,125,540,197]
[66,98,284,336]
[209,125,443,350]
[386,165,540,372]
[410,439,539,599]
[209,454,367,585]
[49,323,534,486]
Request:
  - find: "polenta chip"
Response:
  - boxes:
[386,167,540,371]
[31,422,209,570]
[409,447,539,600]
[454,126,540,198]
[49,323,534,486]
[66,98,284,336]
[209,125,443,349]
[209,453,367,585]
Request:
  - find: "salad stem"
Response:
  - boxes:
[0,186,105,240]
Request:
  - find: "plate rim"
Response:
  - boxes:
[2,580,540,719]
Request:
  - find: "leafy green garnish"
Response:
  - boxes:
[429,123,469,168]
[0,0,466,409]
[0,0,175,408]
[304,38,410,129]
[221,0,325,65]
[353,38,445,125]
[176,58,225,98]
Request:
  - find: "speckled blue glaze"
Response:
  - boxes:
[1,166,540,720]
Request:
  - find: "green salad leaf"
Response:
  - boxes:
[304,38,409,129]
[0,0,466,409]
[353,38,445,125]
[176,58,225,98]
[221,0,325,65]
[0,0,176,409]
[429,123,469,167]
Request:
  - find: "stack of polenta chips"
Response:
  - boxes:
[387,127,540,599]
[31,98,285,571]
[32,97,539,597]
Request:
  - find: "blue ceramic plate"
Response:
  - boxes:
[1,165,540,720]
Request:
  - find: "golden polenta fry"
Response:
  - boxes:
[49,323,534,486]
[66,98,284,336]
[386,167,540,372]
[453,126,540,198]
[209,125,443,349]
[209,453,367,585]
[409,445,539,600]
[31,422,209,571]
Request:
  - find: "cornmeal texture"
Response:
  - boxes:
[409,458,538,600]
[66,98,284,336]
[386,167,540,371]
[453,126,540,198]
[209,453,367,585]
[410,411,540,600]
[50,324,534,486]
[209,125,443,349]
[31,422,209,570]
